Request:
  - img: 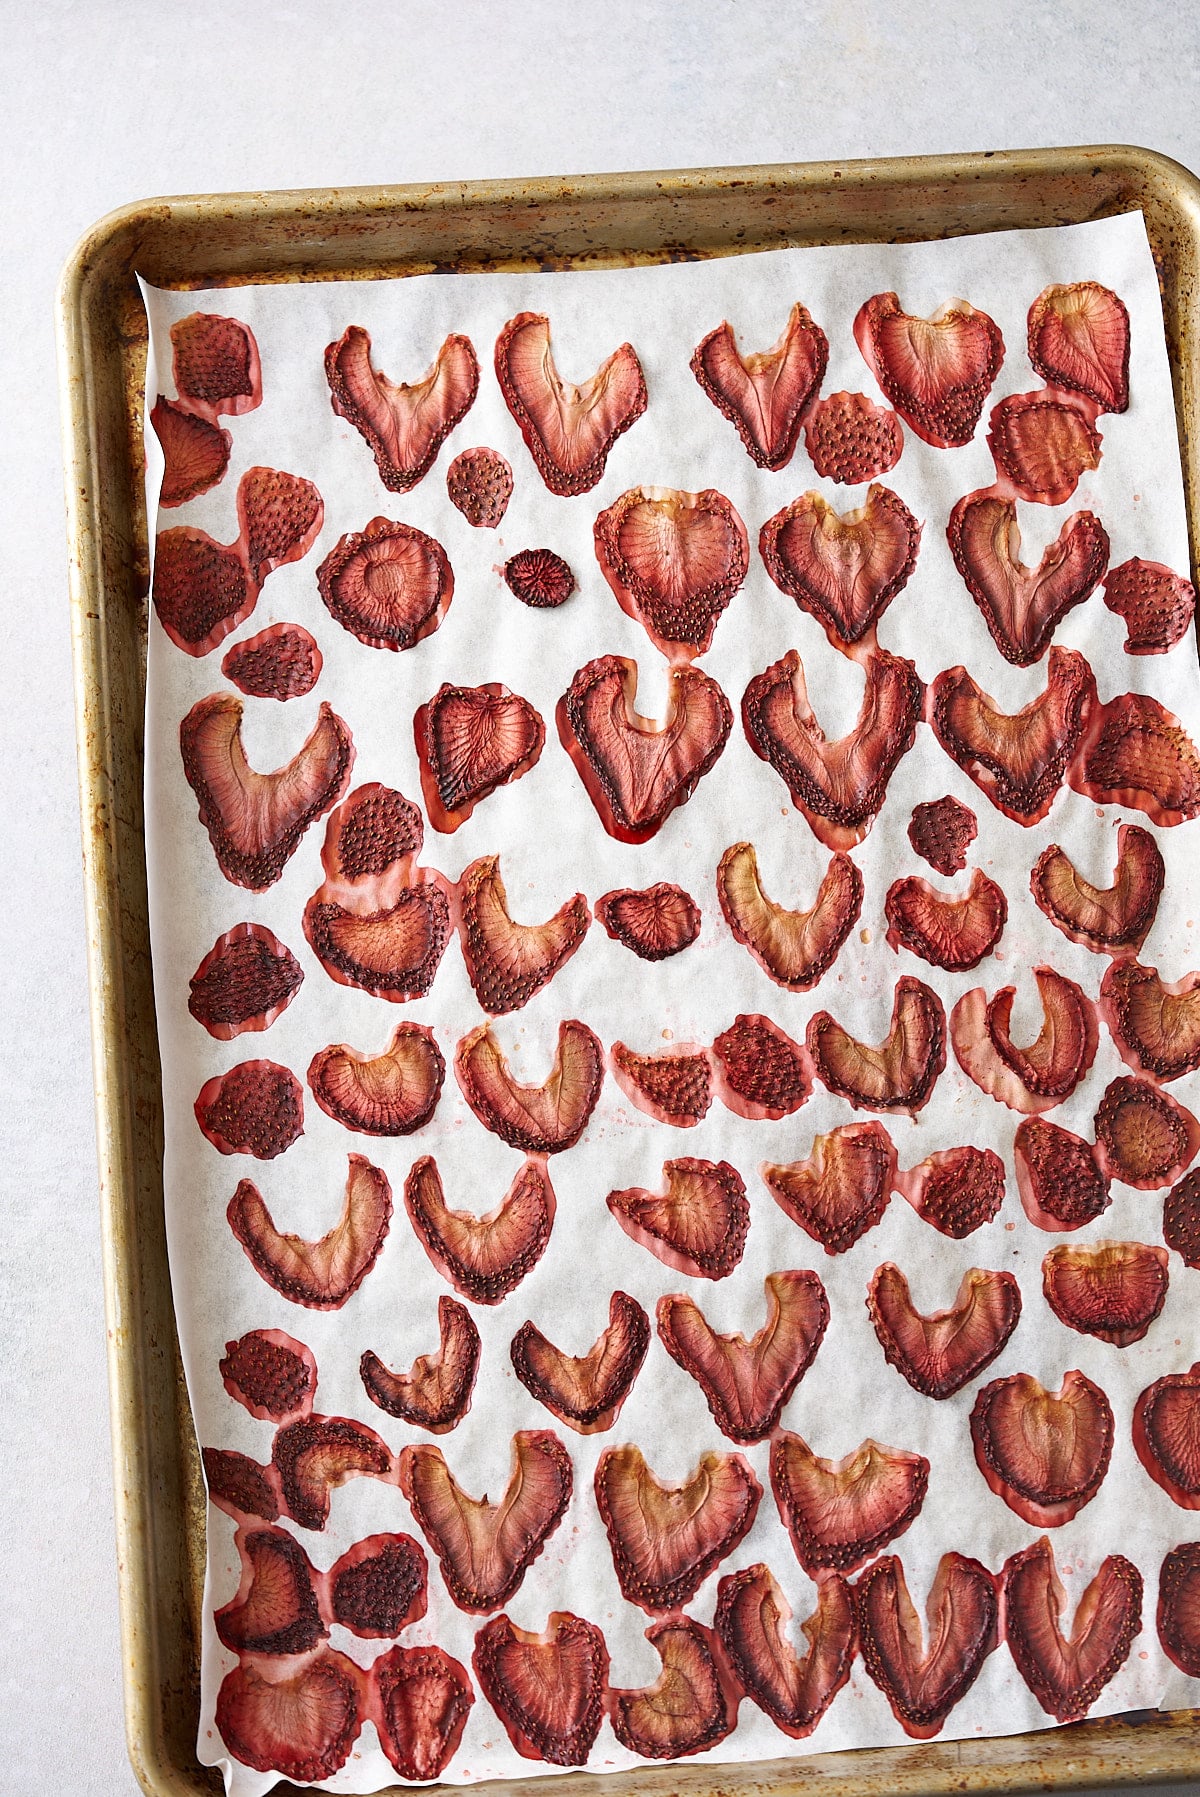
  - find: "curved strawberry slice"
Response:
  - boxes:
[657,1269,829,1442]
[609,1618,734,1759]
[215,1527,325,1656]
[503,547,576,608]
[308,1023,445,1136]
[970,1369,1113,1526]
[317,516,454,650]
[1028,282,1131,413]
[1070,690,1200,825]
[180,693,354,889]
[1014,1118,1110,1231]
[1002,1537,1142,1722]
[325,325,478,491]
[1102,960,1200,1082]
[1042,1241,1168,1347]
[222,622,322,701]
[1093,1075,1200,1189]
[951,967,1098,1113]
[304,888,451,1002]
[716,841,862,991]
[947,491,1108,666]
[868,1264,1020,1398]
[742,647,923,850]
[202,1447,280,1523]
[558,655,732,843]
[710,1013,812,1121]
[596,882,700,960]
[328,1533,428,1637]
[474,1612,608,1766]
[1032,824,1164,954]
[908,794,977,874]
[763,1122,897,1254]
[216,1649,362,1780]
[195,1060,303,1159]
[885,869,1006,971]
[855,1554,998,1740]
[457,856,588,1014]
[171,311,262,418]
[595,1443,761,1612]
[1158,1545,1200,1676]
[607,1157,749,1279]
[455,1019,603,1152]
[804,393,903,485]
[854,291,1004,446]
[151,398,230,507]
[372,1644,474,1782]
[930,648,1093,825]
[770,1432,928,1574]
[715,1562,854,1737]
[690,303,827,470]
[446,446,512,527]
[895,1145,1005,1237]
[188,922,303,1041]
[1134,1363,1200,1506]
[807,975,946,1113]
[594,485,749,658]
[510,1290,649,1434]
[987,392,1102,505]
[1103,557,1196,654]
[611,1040,713,1128]
[495,311,647,495]
[415,682,545,833]
[227,1153,392,1308]
[219,1327,316,1423]
[758,485,921,650]
[360,1295,481,1431]
[273,1415,392,1530]
[404,1155,555,1304]
[399,1431,573,1612]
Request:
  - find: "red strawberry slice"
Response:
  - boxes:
[317,780,424,887]
[595,1443,761,1612]
[608,1618,734,1759]
[988,391,1102,506]
[474,1612,609,1766]
[907,794,976,874]
[884,869,1006,971]
[1031,823,1164,954]
[1093,1075,1200,1189]
[195,1060,303,1160]
[372,1644,474,1783]
[308,1022,445,1136]
[188,922,304,1041]
[1070,689,1200,826]
[895,1145,1006,1238]
[317,516,454,650]
[759,484,921,650]
[455,1019,603,1153]
[1002,1537,1142,1721]
[509,1290,649,1434]
[717,842,862,990]
[446,445,512,527]
[657,1269,829,1441]
[611,1040,713,1128]
[807,975,946,1113]
[1165,1169,1200,1266]
[947,490,1108,666]
[951,967,1098,1114]
[227,1152,392,1308]
[929,647,1094,824]
[496,312,647,495]
[770,1431,928,1574]
[1042,1241,1169,1347]
[404,1155,555,1305]
[150,398,231,507]
[710,1012,812,1121]
[596,882,701,960]
[273,1415,392,1530]
[763,1121,897,1255]
[325,324,479,491]
[222,621,322,700]
[971,1369,1113,1526]
[215,1527,325,1656]
[327,1534,428,1637]
[171,311,262,418]
[594,486,749,659]
[867,1264,1020,1398]
[1134,1362,1200,1506]
[715,1562,855,1738]
[1028,282,1130,413]
[690,302,827,470]
[216,1650,362,1781]
[153,528,253,654]
[854,291,1004,447]
[457,856,588,1013]
[503,547,576,608]
[219,1327,316,1422]
[804,392,903,485]
[606,1157,749,1280]
[360,1295,481,1431]
[855,1554,998,1740]
[1103,557,1196,654]
[304,886,451,1002]
[1158,1545,1200,1676]
[202,1447,280,1523]
[1014,1118,1110,1232]
[1101,960,1200,1082]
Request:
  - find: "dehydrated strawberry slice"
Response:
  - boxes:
[372,1643,474,1782]
[457,856,588,1013]
[195,1060,303,1160]
[1042,1241,1169,1347]
[360,1296,481,1431]
[930,648,1094,825]
[219,1328,317,1422]
[328,1533,428,1636]
[759,485,920,652]
[710,1013,812,1121]
[308,1023,445,1136]
[1014,1118,1111,1231]
[202,1447,280,1523]
[744,647,923,849]
[455,1019,603,1153]
[867,1264,1020,1398]
[216,1649,362,1780]
[1094,1075,1200,1189]
[804,393,903,485]
[510,1290,650,1434]
[1102,960,1200,1082]
[715,1562,854,1738]
[593,486,749,658]
[690,303,828,470]
[770,1432,928,1574]
[1103,557,1196,654]
[855,1553,998,1740]
[474,1612,609,1766]
[150,397,231,507]
[895,1145,1006,1238]
[221,622,322,701]
[611,1040,713,1128]
[317,516,454,651]
[596,882,700,960]
[1158,1544,1200,1676]
[1032,824,1164,955]
[951,967,1098,1113]
[657,1269,829,1442]
[404,1155,555,1304]
[807,975,946,1113]
[763,1122,897,1254]
[153,529,253,655]
[496,312,647,495]
[447,446,513,528]
[228,1153,392,1308]
[607,1158,749,1279]
[717,842,862,990]
[1134,1363,1200,1506]
[854,292,1004,447]
[609,1618,734,1759]
[503,547,576,608]
[558,655,732,843]
[885,869,1006,972]
[171,312,262,418]
[1002,1536,1142,1722]
[415,683,546,834]
[970,1369,1113,1526]
[1028,282,1131,414]
[273,1415,392,1530]
[188,923,303,1041]
[215,1527,325,1656]
[317,780,423,888]
[399,1431,572,1611]
[987,392,1102,505]
[595,1444,761,1612]
[908,795,977,874]
[1070,690,1200,826]
[1164,1168,1200,1266]
[325,324,479,491]
[181,693,354,889]
[947,492,1108,666]
[305,889,451,1003]
[239,467,325,587]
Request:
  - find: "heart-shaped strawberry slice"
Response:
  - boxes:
[657,1269,829,1441]
[372,1644,474,1782]
[216,1650,362,1781]
[1042,1241,1169,1348]
[606,1157,748,1279]
[971,1369,1113,1526]
[855,1553,998,1739]
[414,682,545,833]
[595,882,701,960]
[763,1121,897,1255]
[1002,1537,1142,1721]
[594,486,749,658]
[609,1618,734,1759]
[215,1526,325,1655]
[404,1155,555,1304]
[947,490,1109,666]
[272,1414,393,1530]
[496,312,647,495]
[1028,282,1130,413]
[770,1432,928,1573]
[715,1563,855,1739]
[807,976,946,1113]
[1032,823,1163,954]
[717,842,862,991]
[930,647,1094,825]
[473,1613,609,1767]
[759,484,921,649]
[1070,690,1200,826]
[690,302,828,470]
[1134,1362,1200,1506]
[952,967,1098,1114]
[885,870,1007,972]
[455,1020,604,1154]
[595,1443,761,1611]
[325,325,479,492]
[227,1152,392,1309]
[457,856,588,1014]
[854,291,1004,447]
[867,1264,1021,1398]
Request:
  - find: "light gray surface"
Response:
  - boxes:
[2,2,1199,1792]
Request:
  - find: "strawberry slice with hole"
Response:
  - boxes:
[455,1019,603,1153]
[867,1264,1020,1398]
[1014,1118,1110,1232]
[947,490,1108,666]
[1002,1536,1141,1721]
[1028,282,1130,413]
[457,856,588,1014]
[594,485,749,659]
[272,1415,392,1530]
[215,1527,325,1656]
[1032,823,1164,954]
[1102,557,1196,654]
[759,484,920,650]
[609,1617,735,1759]
[1093,1075,1200,1189]
[328,1533,428,1637]
[1070,689,1200,825]
[970,1369,1113,1526]
[474,1612,609,1765]
[596,882,701,960]
[215,1649,362,1780]
[509,1290,649,1434]
[595,1443,761,1613]
[715,1562,855,1738]
[372,1644,475,1782]
[188,922,304,1041]
[951,967,1098,1113]
[606,1157,749,1279]
[884,869,1006,971]
[1042,1241,1169,1347]
[496,312,647,495]
[219,1327,316,1423]
[325,325,479,491]
[930,647,1094,825]
[360,1295,481,1431]
[690,303,828,470]
[770,1431,928,1575]
[308,1022,445,1136]
[317,516,454,650]
[1134,1362,1200,1506]
[895,1145,1006,1237]
[855,1553,998,1740]
[717,841,861,990]
[414,683,545,833]
[404,1154,555,1305]
[657,1269,828,1442]
[227,1152,392,1308]
[854,291,1004,447]
[762,1121,897,1254]
[807,975,946,1113]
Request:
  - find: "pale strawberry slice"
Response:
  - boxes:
[758,485,921,650]
[308,1022,445,1136]
[867,1264,1021,1398]
[1102,557,1196,654]
[317,516,454,650]
[1031,823,1164,954]
[1002,1537,1142,1721]
[594,485,749,658]
[607,1157,749,1279]
[404,1155,555,1304]
[807,975,946,1113]
[1042,1241,1169,1347]
[951,967,1098,1113]
[1028,282,1131,413]
[690,303,828,470]
[473,1612,609,1766]
[717,841,861,991]
[611,1040,713,1128]
[770,1432,928,1574]
[855,1554,998,1740]
[495,312,647,495]
[273,1415,393,1530]
[360,1295,481,1431]
[219,1328,316,1422]
[215,1527,325,1655]
[895,1145,1006,1237]
[188,923,304,1040]
[1093,1075,1200,1189]
[854,291,1004,447]
[446,446,513,528]
[930,647,1094,824]
[609,1618,734,1759]
[715,1562,855,1738]
[171,312,262,418]
[150,398,231,507]
[372,1644,474,1782]
[1134,1362,1200,1506]
[227,1153,392,1308]
[907,794,977,874]
[803,392,903,485]
[509,1290,650,1434]
[1069,690,1200,825]
[1101,960,1200,1082]
[195,1061,303,1160]
[710,1013,812,1121]
[222,622,322,701]
[884,869,1006,971]
[763,1121,897,1254]
[594,1443,761,1612]
[414,682,545,832]
[657,1270,829,1441]
[596,882,701,960]
[1157,1545,1200,1676]
[970,1369,1113,1526]
[325,324,479,491]
[947,491,1108,666]
[457,856,588,1014]
[455,1019,603,1153]
[215,1650,362,1780]
[327,1534,428,1637]
[987,392,1102,505]
[1014,1118,1111,1232]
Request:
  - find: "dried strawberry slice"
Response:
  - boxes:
[227,1153,392,1308]
[607,1158,748,1279]
[188,923,303,1041]
[404,1155,555,1304]
[895,1145,1006,1238]
[215,1527,325,1656]
[855,1553,998,1740]
[1165,1168,1200,1266]
[1002,1537,1142,1721]
[317,516,454,651]
[611,1040,713,1128]
[171,312,262,418]
[595,1443,761,1612]
[458,856,588,1013]
[308,1023,445,1136]
[474,1612,608,1766]
[305,889,451,1003]
[399,1431,573,1611]
[717,842,862,990]
[325,325,479,491]
[1134,1363,1200,1505]
[807,975,946,1113]
[181,693,354,889]
[763,1122,897,1254]
[609,1618,734,1759]
[195,1060,303,1159]
[446,446,513,528]
[908,795,977,875]
[153,529,255,655]
[596,882,700,960]
[219,1328,317,1422]
[885,869,1006,972]
[593,486,749,658]
[710,1013,812,1121]
[1028,282,1131,414]
[867,1264,1020,1398]
[804,393,903,485]
[1042,1241,1169,1347]
[715,1562,854,1737]
[503,547,576,607]
[947,492,1109,666]
[221,622,322,701]
[372,1644,474,1782]
[930,648,1093,825]
[510,1290,649,1433]
[1070,690,1200,826]
[455,1019,603,1153]
[1102,960,1200,1082]
[317,780,423,888]
[970,1369,1113,1526]
[1094,1075,1200,1189]
[1014,1118,1111,1231]
[239,467,325,586]
[770,1432,928,1574]
[151,397,230,507]
[360,1296,481,1431]
[558,655,732,843]
[1103,557,1196,654]
[216,1649,362,1780]
[1158,1545,1200,1676]
[744,647,923,850]
[987,392,1102,505]
[854,292,1004,447]
[657,1269,829,1442]
[274,1415,392,1530]
[328,1534,428,1636]
[203,1447,280,1523]
[690,303,828,470]
[759,484,920,652]
[951,967,1098,1113]
[414,683,545,834]
[1032,824,1164,955]
[496,312,647,496]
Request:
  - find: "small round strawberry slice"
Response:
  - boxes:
[219,1327,316,1422]
[1093,1075,1200,1189]
[327,1533,427,1637]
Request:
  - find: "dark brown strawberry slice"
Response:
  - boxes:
[657,1269,829,1441]
[153,527,253,654]
[759,485,920,650]
[474,1612,608,1766]
[885,869,1006,971]
[399,1431,572,1611]
[558,655,732,843]
[710,1013,812,1121]
[1164,1168,1200,1266]
[1103,557,1196,654]
[317,516,454,650]
[171,312,262,417]
[1042,1241,1169,1347]
[404,1155,555,1304]
[908,794,977,874]
[951,967,1098,1113]
[227,1153,392,1308]
[930,647,1094,824]
[328,1533,428,1636]
[238,466,325,586]
[1070,690,1200,825]
[607,1157,749,1279]
[216,1650,361,1780]
[1014,1118,1110,1231]
[970,1369,1113,1526]
[503,547,576,607]
[1031,823,1164,954]
[1102,960,1200,1082]
[202,1447,280,1522]
[215,1527,325,1655]
[868,1264,1020,1398]
[609,1618,734,1759]
[219,1327,316,1422]
[455,1019,603,1153]
[594,485,749,658]
[360,1296,481,1431]
[855,1553,998,1740]
[1002,1537,1142,1721]
[496,311,647,495]
[763,1121,897,1254]
[715,1562,854,1737]
[372,1643,474,1782]
[987,392,1102,505]
[1093,1075,1200,1188]
[804,393,903,485]
[1028,282,1130,413]
[743,647,923,850]
[180,692,354,889]
[273,1415,392,1530]
[221,622,322,701]
[807,975,946,1113]
[308,1023,445,1136]
[1134,1363,1200,1506]
[188,923,303,1041]
[195,1060,303,1159]
[325,325,479,491]
[770,1432,928,1574]
[717,842,862,991]
[690,303,827,470]
[446,446,513,527]
[854,291,1004,447]
[611,1040,713,1128]
[510,1290,649,1433]
[1158,1544,1200,1675]
[596,882,700,960]
[947,491,1108,666]
[595,1444,761,1612]
[895,1145,1005,1237]
[151,397,230,507]
[457,856,588,1012]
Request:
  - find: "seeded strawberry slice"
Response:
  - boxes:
[305,889,452,1003]
[717,842,862,991]
[227,1152,392,1308]
[457,856,588,1014]
[1158,1545,1200,1676]
[215,1527,325,1656]
[188,922,304,1041]
[770,1432,928,1575]
[657,1270,829,1442]
[1002,1537,1142,1722]
[987,392,1102,505]
[1042,1241,1168,1347]
[759,484,920,650]
[763,1121,897,1254]
[595,1443,761,1612]
[171,312,262,418]
[1094,1075,1200,1189]
[596,882,701,960]
[216,1649,362,1780]
[414,683,547,834]
[690,303,827,470]
[150,397,231,507]
[611,1040,713,1128]
[221,621,322,701]
[372,1643,475,1781]
[609,1618,734,1759]
[710,1013,812,1121]
[202,1447,280,1522]
[854,291,1004,447]
[455,1019,603,1153]
[325,325,479,491]
[1103,557,1196,654]
[328,1533,428,1636]
[855,1553,998,1740]
[908,795,977,874]
[509,1290,650,1433]
[195,1060,303,1159]
[446,446,513,527]
[153,529,253,654]
[930,647,1094,825]
[1032,824,1164,955]
[219,1327,317,1422]
[895,1145,1006,1238]
[1134,1362,1200,1506]
[308,1022,445,1136]
[971,1369,1113,1526]
[503,547,576,608]
[607,1157,749,1280]
[474,1612,609,1766]
[951,967,1098,1113]
[404,1156,555,1305]
[1014,1118,1110,1231]
[273,1415,392,1530]
[317,516,454,650]
[496,311,647,496]
[885,869,1006,971]
[1028,282,1131,413]
[1101,959,1200,1083]
[808,975,946,1113]
[1070,690,1200,826]
[318,780,424,888]
[593,485,749,658]
[947,491,1108,666]
[804,392,904,485]
[715,1562,855,1738]
[867,1264,1020,1398]
[1164,1168,1200,1267]
[360,1295,481,1431]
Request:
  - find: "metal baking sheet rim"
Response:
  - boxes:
[56,145,1200,1797]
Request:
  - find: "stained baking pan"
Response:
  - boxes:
[58,145,1200,1797]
